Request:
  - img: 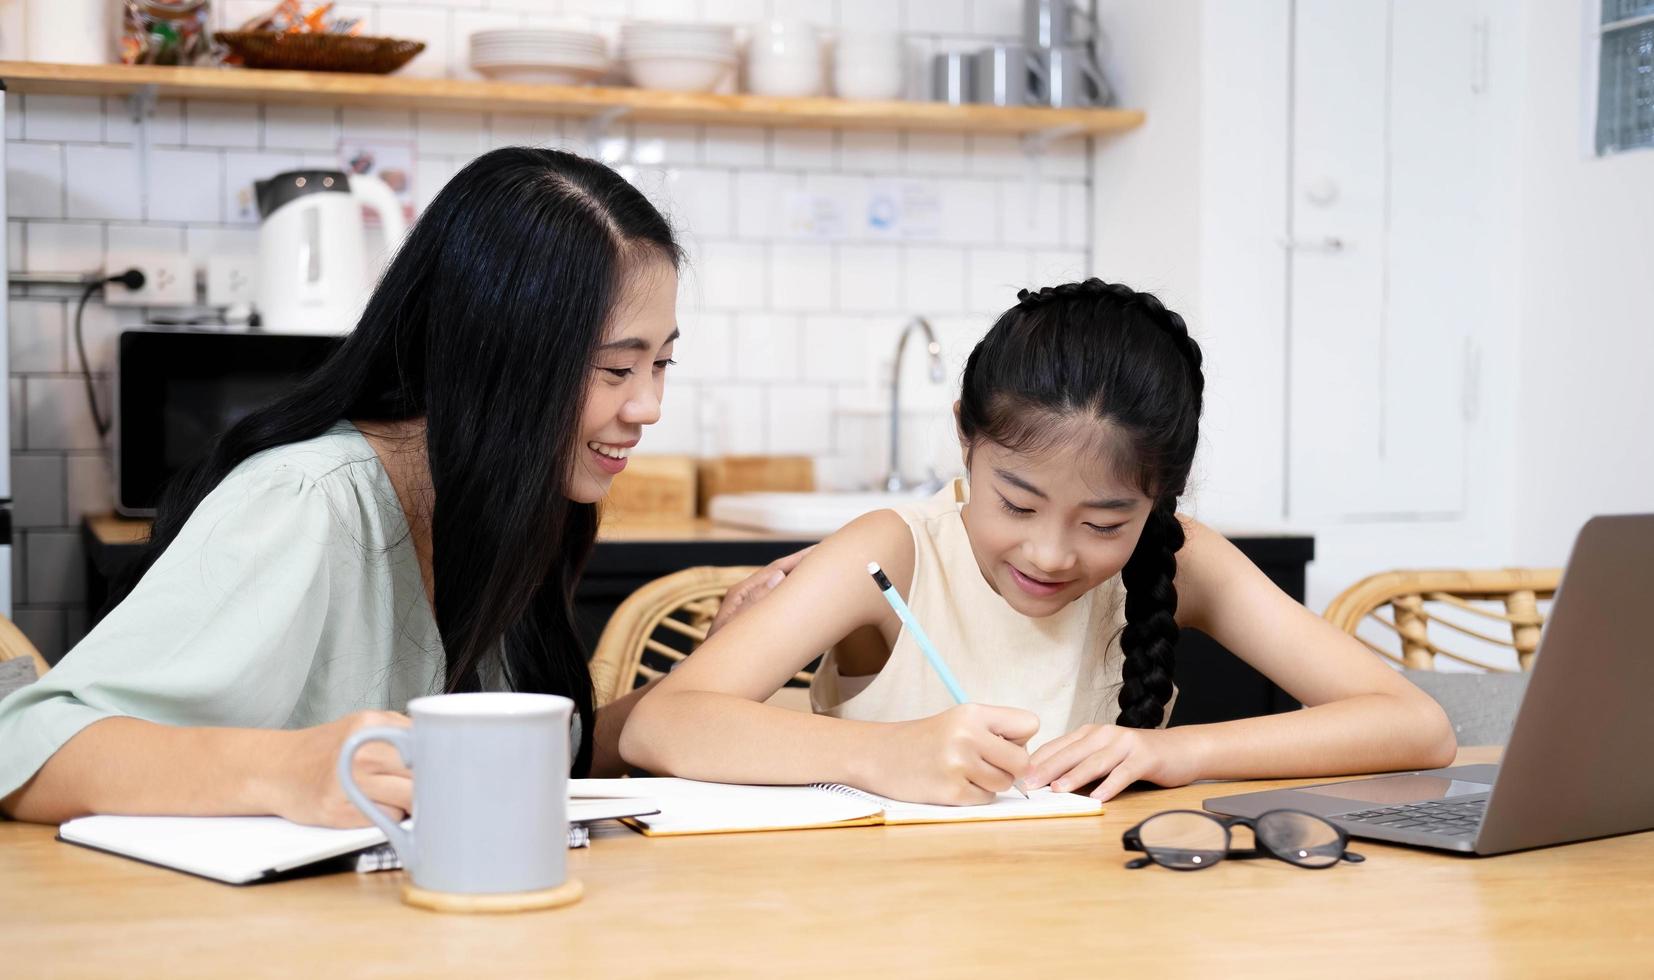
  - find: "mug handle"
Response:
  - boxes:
[337,726,416,873]
[1026,52,1049,106]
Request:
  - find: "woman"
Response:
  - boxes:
[0,147,789,827]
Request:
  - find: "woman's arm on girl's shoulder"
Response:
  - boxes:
[618,509,912,783]
[588,548,816,777]
[1171,517,1457,776]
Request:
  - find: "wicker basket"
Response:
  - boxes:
[215,32,426,74]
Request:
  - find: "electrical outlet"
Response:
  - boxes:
[205,255,258,308]
[104,251,196,307]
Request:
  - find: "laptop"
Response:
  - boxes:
[1204,514,1654,856]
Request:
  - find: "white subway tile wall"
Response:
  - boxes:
[3,0,1089,659]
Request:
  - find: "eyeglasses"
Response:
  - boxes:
[1121,809,1366,871]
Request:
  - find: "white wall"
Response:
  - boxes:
[1513,0,1654,565]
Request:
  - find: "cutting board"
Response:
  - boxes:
[601,455,698,522]
[696,455,815,514]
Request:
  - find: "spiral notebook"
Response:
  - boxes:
[571,777,1103,837]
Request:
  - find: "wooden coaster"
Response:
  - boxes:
[401,877,584,914]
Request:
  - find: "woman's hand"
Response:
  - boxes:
[1025,724,1204,802]
[265,710,413,828]
[706,547,815,638]
[866,704,1040,805]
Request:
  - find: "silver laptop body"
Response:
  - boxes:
[1204,514,1654,856]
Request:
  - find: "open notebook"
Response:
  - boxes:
[572,777,1103,837]
[57,798,659,886]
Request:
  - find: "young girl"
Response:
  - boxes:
[0,147,701,826]
[622,278,1456,804]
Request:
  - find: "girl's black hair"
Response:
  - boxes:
[958,278,1204,729]
[112,147,681,777]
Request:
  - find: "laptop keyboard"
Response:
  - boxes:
[1336,797,1489,836]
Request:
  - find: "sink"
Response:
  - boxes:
[708,490,934,536]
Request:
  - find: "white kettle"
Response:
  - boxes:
[253,170,409,335]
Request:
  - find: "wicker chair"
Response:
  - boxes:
[0,613,50,680]
[589,566,816,711]
[1324,568,1562,745]
[1323,568,1561,672]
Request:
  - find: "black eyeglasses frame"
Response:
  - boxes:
[1120,808,1366,871]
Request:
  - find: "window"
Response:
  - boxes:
[1596,0,1654,154]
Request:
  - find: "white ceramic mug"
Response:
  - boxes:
[833,32,905,100]
[748,19,823,96]
[337,692,572,895]
[25,0,108,63]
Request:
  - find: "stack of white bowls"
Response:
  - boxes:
[747,20,823,97]
[469,29,609,85]
[620,22,738,93]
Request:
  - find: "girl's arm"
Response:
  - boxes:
[1027,518,1456,800]
[620,511,1039,804]
[1,712,413,827]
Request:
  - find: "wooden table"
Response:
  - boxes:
[5,748,1652,977]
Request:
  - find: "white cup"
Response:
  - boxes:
[338,692,574,897]
[25,0,109,63]
[747,19,823,96]
[751,19,820,60]
[751,61,824,97]
[833,32,905,100]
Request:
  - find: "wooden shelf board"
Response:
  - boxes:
[0,61,1143,136]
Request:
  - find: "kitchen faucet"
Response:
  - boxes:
[884,315,947,493]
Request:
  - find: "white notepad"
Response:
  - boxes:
[572,777,1103,837]
[58,798,660,885]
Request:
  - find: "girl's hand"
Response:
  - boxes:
[1025,724,1203,802]
[265,710,413,828]
[707,547,816,638]
[870,704,1040,805]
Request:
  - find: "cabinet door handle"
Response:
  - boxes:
[1278,235,1346,253]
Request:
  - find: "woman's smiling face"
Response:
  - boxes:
[569,258,679,505]
[957,419,1153,617]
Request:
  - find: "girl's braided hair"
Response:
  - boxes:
[959,277,1203,729]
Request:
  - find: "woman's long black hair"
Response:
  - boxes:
[958,278,1204,730]
[111,147,681,776]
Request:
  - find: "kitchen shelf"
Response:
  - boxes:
[0,61,1142,139]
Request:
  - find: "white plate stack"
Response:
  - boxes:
[469,29,610,85]
[620,21,738,93]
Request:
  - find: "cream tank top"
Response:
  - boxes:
[808,479,1173,752]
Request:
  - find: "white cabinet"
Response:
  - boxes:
[1287,0,1497,521]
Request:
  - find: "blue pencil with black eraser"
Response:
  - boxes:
[866,561,1029,799]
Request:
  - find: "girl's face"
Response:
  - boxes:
[958,424,1154,618]
[569,259,679,505]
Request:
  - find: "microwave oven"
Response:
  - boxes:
[114,329,342,516]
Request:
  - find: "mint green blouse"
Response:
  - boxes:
[0,423,457,801]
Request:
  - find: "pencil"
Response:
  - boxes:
[867,561,1030,799]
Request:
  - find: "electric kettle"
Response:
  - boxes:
[253,170,409,335]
